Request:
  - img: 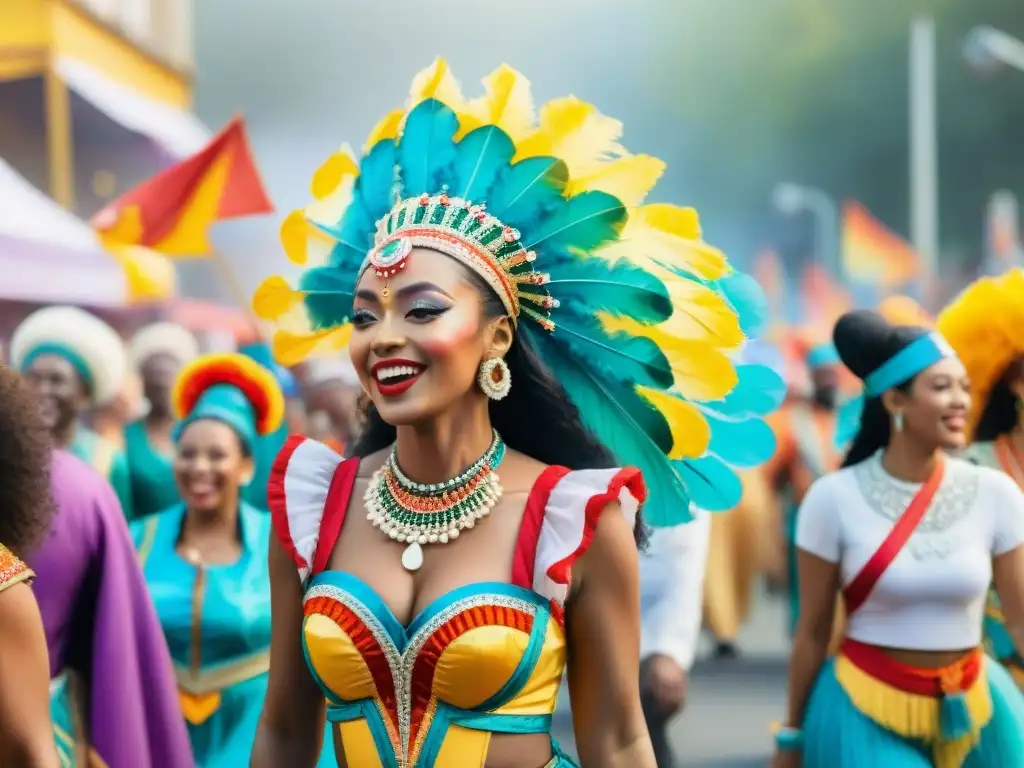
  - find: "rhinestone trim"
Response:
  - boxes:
[854,452,979,560]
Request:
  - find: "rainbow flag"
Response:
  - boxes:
[91,117,273,258]
[841,200,920,288]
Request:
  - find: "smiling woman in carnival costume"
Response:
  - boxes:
[11,306,134,518]
[251,59,780,767]
[775,310,1024,768]
[132,352,335,766]
[939,268,1024,689]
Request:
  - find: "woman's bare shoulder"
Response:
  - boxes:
[356,447,390,478]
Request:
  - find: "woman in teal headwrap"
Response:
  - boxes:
[125,322,199,519]
[130,352,336,767]
[10,305,134,518]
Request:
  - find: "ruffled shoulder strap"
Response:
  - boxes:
[268,435,359,583]
[514,467,646,622]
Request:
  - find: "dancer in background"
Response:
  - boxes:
[133,353,335,767]
[126,322,199,519]
[252,58,773,767]
[300,357,365,455]
[703,470,772,658]
[0,365,59,768]
[640,511,711,767]
[775,310,1024,768]
[11,306,135,518]
[32,454,192,764]
[765,333,842,634]
[90,369,144,449]
[939,268,1024,687]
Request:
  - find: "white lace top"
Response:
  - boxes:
[796,452,1024,650]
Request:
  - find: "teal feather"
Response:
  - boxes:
[704,413,777,468]
[547,313,673,389]
[526,327,694,522]
[452,126,515,202]
[356,139,399,220]
[487,157,568,233]
[310,222,370,272]
[299,267,356,329]
[677,455,744,512]
[397,98,459,195]
[716,273,770,338]
[548,258,673,324]
[527,190,627,256]
[706,364,786,418]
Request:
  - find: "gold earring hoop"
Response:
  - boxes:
[478,357,511,401]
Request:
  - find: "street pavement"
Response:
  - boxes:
[552,589,790,767]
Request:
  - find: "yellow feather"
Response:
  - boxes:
[600,313,738,401]
[635,385,710,459]
[310,145,359,200]
[364,109,404,151]
[513,97,624,177]
[408,57,469,113]
[306,154,358,230]
[596,204,728,281]
[252,276,304,320]
[660,281,746,350]
[465,64,536,143]
[280,211,309,265]
[564,154,665,207]
[279,211,335,267]
[272,325,353,367]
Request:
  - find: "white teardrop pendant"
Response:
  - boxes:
[401,541,424,571]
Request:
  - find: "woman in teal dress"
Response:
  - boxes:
[131,351,336,767]
[10,305,134,518]
[126,322,199,518]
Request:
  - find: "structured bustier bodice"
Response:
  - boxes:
[270,436,646,767]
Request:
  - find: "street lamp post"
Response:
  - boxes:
[964,25,1024,73]
[910,18,939,290]
[772,182,841,279]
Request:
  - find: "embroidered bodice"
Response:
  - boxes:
[269,437,645,768]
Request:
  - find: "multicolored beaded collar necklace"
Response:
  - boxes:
[364,431,506,571]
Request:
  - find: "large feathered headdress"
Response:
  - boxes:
[253,59,783,524]
[937,268,1024,437]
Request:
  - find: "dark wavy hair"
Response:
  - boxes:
[974,358,1024,443]
[0,365,55,556]
[834,310,930,468]
[351,264,648,546]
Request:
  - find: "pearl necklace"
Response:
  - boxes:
[364,432,505,571]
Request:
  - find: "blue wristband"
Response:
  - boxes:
[775,727,804,751]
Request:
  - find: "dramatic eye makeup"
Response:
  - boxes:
[406,296,452,321]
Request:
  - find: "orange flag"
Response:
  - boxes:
[841,200,920,288]
[92,117,273,258]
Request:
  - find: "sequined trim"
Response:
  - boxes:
[304,584,537,765]
[0,543,32,593]
[854,453,979,560]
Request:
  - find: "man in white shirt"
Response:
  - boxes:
[639,509,712,768]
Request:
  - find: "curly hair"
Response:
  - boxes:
[0,365,55,556]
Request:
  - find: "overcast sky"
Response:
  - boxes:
[186,0,698,296]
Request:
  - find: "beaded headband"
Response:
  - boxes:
[361,188,554,330]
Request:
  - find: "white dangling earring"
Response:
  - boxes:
[893,411,904,433]
[478,357,511,401]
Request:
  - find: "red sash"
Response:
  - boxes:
[843,458,945,616]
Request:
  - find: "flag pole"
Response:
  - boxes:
[210,250,269,343]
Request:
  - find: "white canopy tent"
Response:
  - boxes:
[0,159,152,307]
[57,57,211,159]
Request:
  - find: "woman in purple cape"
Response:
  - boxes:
[30,448,195,767]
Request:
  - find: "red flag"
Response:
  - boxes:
[92,117,273,258]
